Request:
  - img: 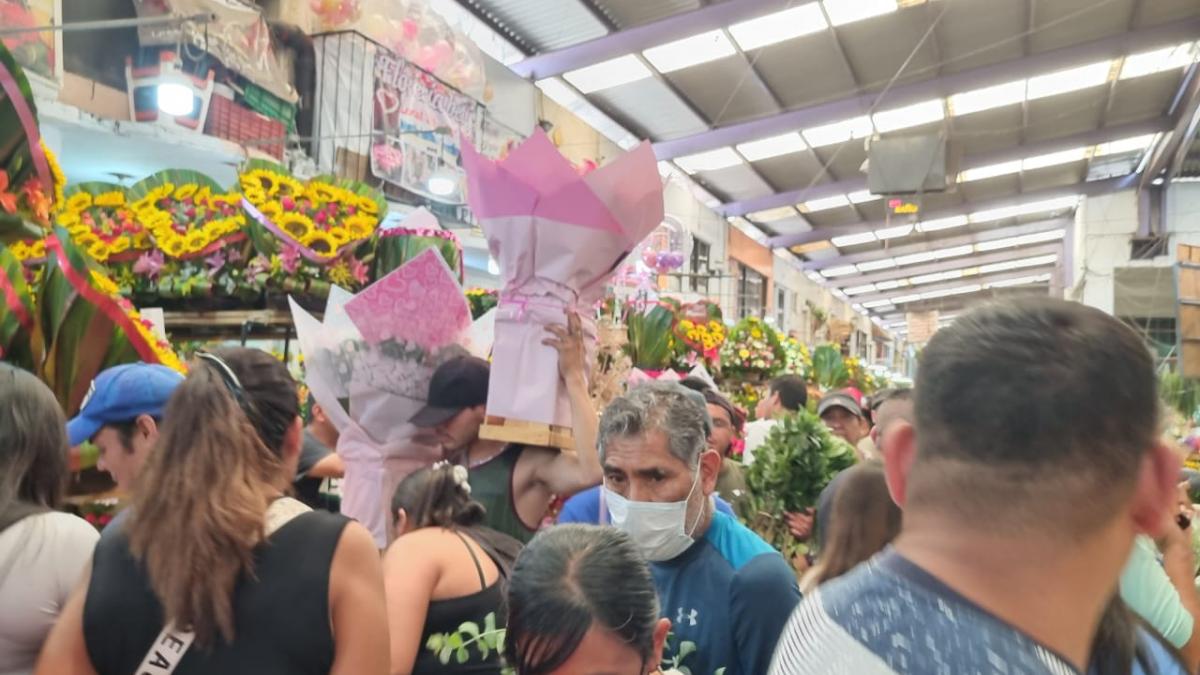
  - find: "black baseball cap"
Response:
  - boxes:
[411,356,490,428]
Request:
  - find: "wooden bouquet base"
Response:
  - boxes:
[480,416,573,450]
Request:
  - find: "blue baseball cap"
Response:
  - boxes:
[67,363,185,447]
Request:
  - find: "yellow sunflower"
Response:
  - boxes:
[150,183,175,202]
[344,214,375,239]
[276,212,315,241]
[163,237,186,257]
[355,196,380,215]
[174,184,198,201]
[306,181,342,204]
[133,232,152,249]
[87,241,112,261]
[94,191,126,208]
[75,233,100,248]
[194,186,213,204]
[242,186,267,205]
[66,192,93,212]
[300,231,337,257]
[110,237,131,254]
[90,270,121,295]
[327,227,351,246]
[273,175,306,198]
[59,212,81,228]
[41,142,66,208]
[241,169,278,194]
[185,230,210,252]
[259,202,282,220]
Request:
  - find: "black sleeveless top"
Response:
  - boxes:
[83,510,349,675]
[467,444,538,544]
[412,530,506,675]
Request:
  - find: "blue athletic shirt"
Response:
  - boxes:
[651,510,800,675]
[769,548,1187,675]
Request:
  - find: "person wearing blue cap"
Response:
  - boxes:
[66,363,183,534]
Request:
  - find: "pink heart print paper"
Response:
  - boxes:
[344,248,471,348]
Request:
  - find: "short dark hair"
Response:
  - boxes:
[677,376,713,393]
[769,375,808,412]
[868,388,912,415]
[101,417,161,454]
[505,525,659,674]
[911,298,1158,534]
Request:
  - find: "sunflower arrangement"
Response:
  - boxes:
[239,160,383,262]
[56,184,148,263]
[465,288,498,319]
[128,172,246,260]
[720,316,786,380]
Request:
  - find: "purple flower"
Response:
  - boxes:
[205,250,226,274]
[280,245,302,274]
[132,250,165,279]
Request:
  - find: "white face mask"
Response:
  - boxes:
[603,469,705,562]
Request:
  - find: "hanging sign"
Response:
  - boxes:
[370,51,482,204]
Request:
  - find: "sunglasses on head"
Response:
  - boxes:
[196,351,250,412]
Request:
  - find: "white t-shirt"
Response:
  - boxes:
[0,511,99,675]
[742,418,778,466]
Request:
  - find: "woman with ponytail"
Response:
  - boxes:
[384,462,520,674]
[36,348,389,675]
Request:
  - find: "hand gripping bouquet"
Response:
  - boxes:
[289,248,475,547]
[460,130,663,447]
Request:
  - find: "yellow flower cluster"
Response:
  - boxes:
[678,318,727,352]
[59,191,146,262]
[133,182,246,259]
[84,268,185,373]
[9,238,46,262]
[41,142,66,208]
[240,168,380,260]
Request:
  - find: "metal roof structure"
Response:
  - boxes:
[456,0,1200,322]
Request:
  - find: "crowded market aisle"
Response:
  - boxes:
[2,0,1200,673]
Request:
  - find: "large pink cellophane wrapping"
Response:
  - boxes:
[461,130,664,429]
[289,249,473,547]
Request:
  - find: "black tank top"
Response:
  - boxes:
[82,510,349,675]
[411,530,506,675]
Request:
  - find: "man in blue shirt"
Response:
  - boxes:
[770,299,1187,674]
[598,383,800,675]
[557,484,735,524]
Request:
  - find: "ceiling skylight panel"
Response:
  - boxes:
[857,258,896,272]
[821,265,859,278]
[1025,61,1112,101]
[875,224,915,240]
[873,99,945,133]
[563,55,652,93]
[802,194,853,212]
[823,0,898,26]
[643,30,736,73]
[675,147,743,173]
[960,160,1022,182]
[1094,134,1158,157]
[973,229,1065,251]
[802,116,874,148]
[1119,43,1198,80]
[831,231,878,246]
[916,215,969,232]
[736,133,808,161]
[1021,147,1089,171]
[948,80,1027,116]
[747,206,800,222]
[846,190,878,204]
[729,4,828,50]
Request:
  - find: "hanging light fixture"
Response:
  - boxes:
[426,166,459,197]
[156,75,194,116]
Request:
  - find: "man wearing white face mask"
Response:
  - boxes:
[599,383,800,675]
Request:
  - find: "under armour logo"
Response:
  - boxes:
[675,608,699,627]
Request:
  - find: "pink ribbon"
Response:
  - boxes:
[0,60,52,195]
[498,292,580,322]
[242,198,357,264]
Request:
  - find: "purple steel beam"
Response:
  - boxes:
[721,117,1170,217]
[830,243,1062,287]
[509,0,787,80]
[1140,62,1200,189]
[851,265,1061,306]
[803,217,1071,271]
[768,176,1126,249]
[653,17,1200,160]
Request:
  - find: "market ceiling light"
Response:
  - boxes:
[802,116,874,148]
[910,269,965,285]
[729,3,828,50]
[747,205,800,222]
[1119,42,1198,80]
[917,214,969,232]
[535,77,584,108]
[875,279,907,290]
[846,189,877,204]
[861,299,895,310]
[949,79,1027,116]
[675,147,743,173]
[156,81,194,116]
[644,30,736,73]
[1022,146,1089,171]
[802,194,853,213]
[872,99,945,133]
[977,254,1058,274]
[563,55,652,93]
[919,284,982,301]
[823,0,897,26]
[856,257,896,272]
[969,195,1079,223]
[736,132,808,161]
[427,167,459,197]
[830,230,877,247]
[1026,60,1113,100]
[875,224,914,240]
[959,159,1022,183]
[844,283,877,295]
[820,264,859,278]
[890,293,923,304]
[985,272,1053,288]
[974,229,1065,252]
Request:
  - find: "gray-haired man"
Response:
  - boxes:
[598,382,800,675]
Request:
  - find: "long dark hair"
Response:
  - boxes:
[0,364,68,533]
[810,463,901,586]
[391,463,485,530]
[505,525,659,674]
[127,347,299,647]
